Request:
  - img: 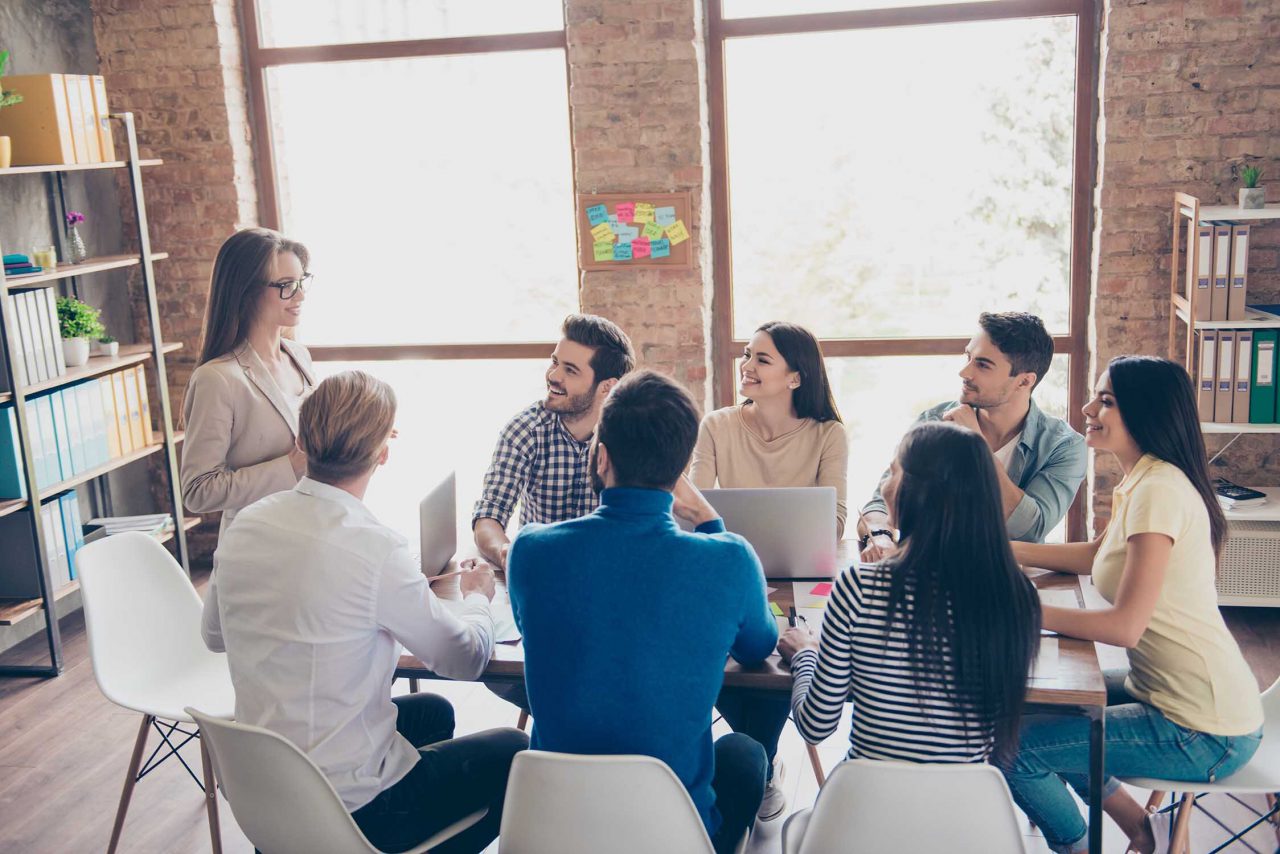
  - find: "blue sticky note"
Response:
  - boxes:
[607,214,620,234]
[613,243,633,261]
[617,225,640,244]
[655,206,677,227]
[651,238,671,259]
[586,204,608,227]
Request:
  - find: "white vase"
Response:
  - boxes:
[62,337,90,367]
[91,340,119,357]
[1239,187,1265,209]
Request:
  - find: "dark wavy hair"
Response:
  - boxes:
[882,421,1041,766]
[199,228,310,365]
[754,321,841,422]
[979,312,1054,391]
[1107,355,1227,554]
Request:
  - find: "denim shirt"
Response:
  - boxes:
[862,399,1086,542]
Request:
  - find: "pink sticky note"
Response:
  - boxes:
[632,237,651,258]
[809,582,833,596]
[615,202,636,222]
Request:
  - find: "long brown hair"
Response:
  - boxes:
[198,228,310,365]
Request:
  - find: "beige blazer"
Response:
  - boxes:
[181,338,316,538]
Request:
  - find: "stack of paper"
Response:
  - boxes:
[86,513,172,537]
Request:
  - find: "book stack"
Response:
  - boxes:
[0,74,115,167]
[86,513,173,538]
[5,288,66,386]
[0,365,153,499]
[3,253,42,277]
[0,488,85,595]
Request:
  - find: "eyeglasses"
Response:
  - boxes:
[266,272,314,300]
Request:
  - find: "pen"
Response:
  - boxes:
[788,606,797,629]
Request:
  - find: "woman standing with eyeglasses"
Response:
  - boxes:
[181,227,317,546]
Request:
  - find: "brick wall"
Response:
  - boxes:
[91,0,260,551]
[1090,0,1280,526]
[566,0,715,409]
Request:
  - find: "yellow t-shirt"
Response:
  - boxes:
[1092,454,1262,735]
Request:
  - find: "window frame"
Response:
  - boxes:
[706,0,1099,540]
[238,0,572,361]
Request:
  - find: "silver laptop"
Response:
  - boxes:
[419,472,457,577]
[680,487,838,579]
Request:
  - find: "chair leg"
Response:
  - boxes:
[199,736,222,854]
[108,714,153,854]
[516,709,529,732]
[1144,790,1166,813]
[805,742,825,786]
[408,678,420,694]
[1169,793,1195,854]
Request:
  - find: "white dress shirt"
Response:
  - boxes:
[202,477,494,811]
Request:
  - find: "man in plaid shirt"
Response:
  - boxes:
[471,314,635,569]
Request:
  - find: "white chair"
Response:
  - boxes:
[781,758,1027,853]
[498,750,748,854]
[1119,675,1280,854]
[77,531,235,854]
[187,707,488,854]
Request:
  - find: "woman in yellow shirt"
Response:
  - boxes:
[1004,356,1262,854]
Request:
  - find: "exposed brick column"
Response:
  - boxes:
[1090,0,1280,528]
[565,0,715,410]
[91,0,259,554]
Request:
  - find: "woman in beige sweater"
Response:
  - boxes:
[691,320,849,539]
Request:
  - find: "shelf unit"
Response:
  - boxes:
[0,114,188,677]
[1169,192,1280,607]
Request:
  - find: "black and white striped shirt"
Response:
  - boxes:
[789,563,993,763]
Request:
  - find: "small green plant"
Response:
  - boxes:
[1241,165,1262,189]
[97,333,116,344]
[0,50,22,111]
[56,296,105,340]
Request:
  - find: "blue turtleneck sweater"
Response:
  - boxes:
[507,486,777,836]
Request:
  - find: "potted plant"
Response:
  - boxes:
[56,296,105,367]
[0,50,23,169]
[65,211,87,263]
[92,333,118,358]
[1239,166,1265,209]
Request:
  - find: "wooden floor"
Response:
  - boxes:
[1,564,1277,854]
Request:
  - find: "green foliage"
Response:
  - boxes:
[56,297,105,340]
[97,333,116,344]
[1241,165,1262,189]
[0,50,22,112]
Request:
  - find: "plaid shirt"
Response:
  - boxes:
[472,401,597,529]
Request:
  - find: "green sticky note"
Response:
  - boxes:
[770,602,784,617]
[641,222,665,240]
[593,241,615,262]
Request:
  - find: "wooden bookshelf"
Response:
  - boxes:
[1172,296,1280,330]
[3,252,169,290]
[0,158,162,178]
[0,498,26,518]
[0,341,183,403]
[37,432,184,501]
[1179,201,1280,224]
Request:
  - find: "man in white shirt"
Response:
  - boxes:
[203,370,527,853]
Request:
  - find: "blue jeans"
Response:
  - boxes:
[1003,674,1262,854]
[710,733,768,854]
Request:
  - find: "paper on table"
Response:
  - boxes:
[770,602,784,617]
[1030,637,1059,679]
[440,585,521,644]
[766,586,777,595]
[809,582,833,596]
[792,581,830,609]
[1038,589,1080,610]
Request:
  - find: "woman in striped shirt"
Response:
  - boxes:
[778,421,1041,767]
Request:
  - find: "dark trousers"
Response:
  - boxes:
[710,733,767,854]
[716,687,791,780]
[351,693,529,854]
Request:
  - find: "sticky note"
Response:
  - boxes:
[665,220,690,245]
[590,222,615,243]
[607,214,620,234]
[651,237,671,259]
[641,222,665,240]
[615,202,635,222]
[593,242,615,262]
[617,225,640,244]
[655,206,677,226]
[634,203,655,223]
[809,582,833,596]
[632,237,651,258]
[613,243,633,261]
[586,204,608,227]
[770,602,784,617]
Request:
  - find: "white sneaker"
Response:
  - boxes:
[757,758,787,821]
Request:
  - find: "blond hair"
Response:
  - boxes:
[298,371,396,484]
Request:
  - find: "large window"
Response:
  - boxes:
[241,0,572,527]
[709,0,1096,538]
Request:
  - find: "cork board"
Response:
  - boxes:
[577,191,694,271]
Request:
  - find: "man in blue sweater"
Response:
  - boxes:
[508,370,778,853]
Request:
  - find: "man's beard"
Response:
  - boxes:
[546,383,595,418]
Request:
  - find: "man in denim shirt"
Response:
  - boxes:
[860,312,1085,559]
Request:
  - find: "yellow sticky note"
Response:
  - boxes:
[633,203,655,224]
[665,220,689,245]
[593,241,615,262]
[770,602,784,617]
[641,222,664,240]
[590,222,615,243]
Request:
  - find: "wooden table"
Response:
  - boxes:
[398,553,1108,853]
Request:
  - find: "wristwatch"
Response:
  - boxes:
[858,529,895,550]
